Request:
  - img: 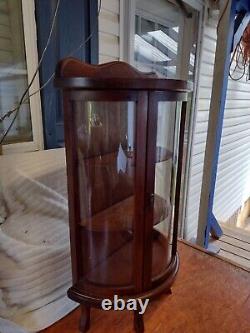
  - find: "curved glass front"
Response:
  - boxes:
[71,98,182,292]
[151,101,181,281]
[74,100,136,290]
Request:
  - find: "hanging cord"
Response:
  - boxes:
[0,0,61,145]
[69,1,101,57]
[0,74,56,145]
[217,0,230,32]
[0,0,102,145]
[229,38,249,81]
[216,0,248,81]
[229,11,250,81]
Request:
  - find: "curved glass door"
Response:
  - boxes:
[73,100,137,290]
[152,101,181,276]
[144,97,182,285]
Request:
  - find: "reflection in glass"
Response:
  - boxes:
[134,3,198,81]
[0,0,32,144]
[72,98,182,289]
[75,101,136,289]
[134,15,180,78]
[152,101,181,278]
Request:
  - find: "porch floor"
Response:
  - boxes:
[41,241,250,333]
[212,224,250,271]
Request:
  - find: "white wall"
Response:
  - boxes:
[98,2,250,240]
[185,11,217,240]
[0,1,13,64]
[98,0,121,63]
[185,9,250,240]
[214,64,250,221]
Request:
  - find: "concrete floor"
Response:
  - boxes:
[41,241,250,333]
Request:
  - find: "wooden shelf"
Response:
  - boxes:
[79,229,170,289]
[81,146,172,165]
[79,147,172,217]
[80,194,170,231]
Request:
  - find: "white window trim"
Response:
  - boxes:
[135,7,179,28]
[181,3,207,239]
[121,0,206,238]
[134,6,187,79]
[2,0,44,154]
[120,0,136,63]
[121,0,205,63]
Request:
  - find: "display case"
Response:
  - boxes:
[55,58,190,332]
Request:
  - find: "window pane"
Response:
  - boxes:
[134,0,198,81]
[134,12,180,78]
[0,0,33,144]
[152,101,180,277]
[135,16,174,77]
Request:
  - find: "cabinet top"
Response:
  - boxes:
[54,57,192,92]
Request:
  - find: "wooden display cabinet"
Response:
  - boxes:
[55,58,190,332]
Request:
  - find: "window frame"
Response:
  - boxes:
[2,0,44,154]
[123,0,201,79]
[134,12,182,78]
[121,0,206,238]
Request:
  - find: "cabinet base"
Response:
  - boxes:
[79,304,90,333]
[68,254,178,332]
[134,310,144,333]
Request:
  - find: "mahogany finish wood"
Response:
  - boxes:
[172,101,187,256]
[55,58,190,332]
[55,57,192,91]
[134,310,144,333]
[41,241,250,333]
[79,305,90,332]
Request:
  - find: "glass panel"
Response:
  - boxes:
[134,16,175,77]
[135,1,199,243]
[74,101,136,289]
[152,101,180,279]
[178,96,192,236]
[0,0,32,144]
[134,1,199,81]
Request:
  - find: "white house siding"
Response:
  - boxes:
[99,0,121,63]
[97,2,250,240]
[214,69,250,220]
[0,0,12,64]
[185,11,218,240]
[185,10,250,240]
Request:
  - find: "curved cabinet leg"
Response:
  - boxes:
[166,288,172,295]
[79,304,90,332]
[133,310,144,333]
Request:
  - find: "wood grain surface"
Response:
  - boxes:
[41,241,250,333]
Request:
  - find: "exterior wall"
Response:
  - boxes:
[1,0,43,153]
[214,63,250,222]
[185,11,218,240]
[185,10,250,240]
[98,0,121,63]
[0,1,12,64]
[97,1,250,241]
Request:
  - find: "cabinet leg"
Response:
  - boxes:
[79,304,90,332]
[166,288,172,295]
[133,310,144,333]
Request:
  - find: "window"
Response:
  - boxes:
[134,0,199,81]
[130,0,202,238]
[135,16,179,78]
[35,0,98,149]
[0,0,43,153]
